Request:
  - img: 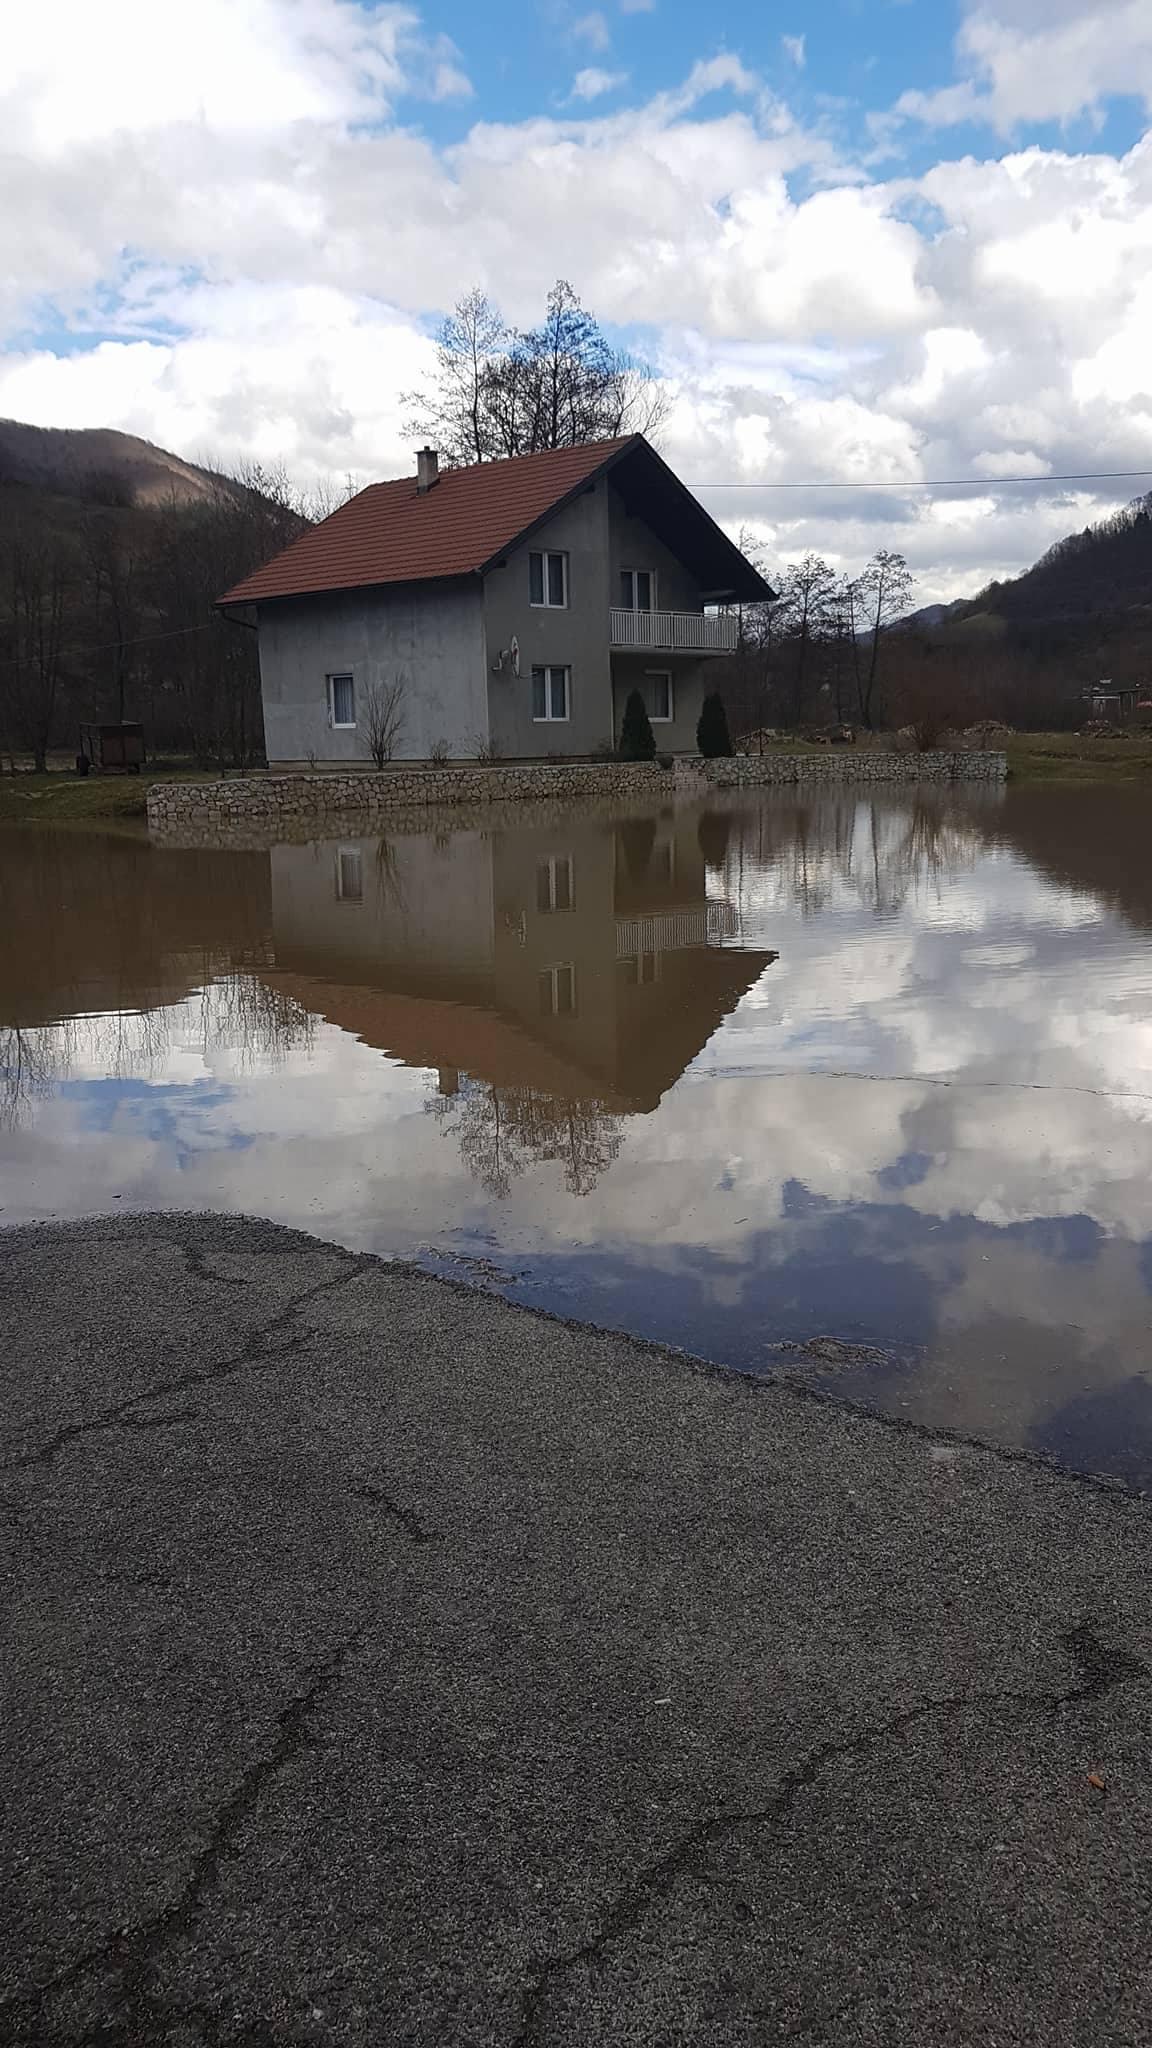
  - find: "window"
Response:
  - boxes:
[619,569,656,612]
[532,665,570,722]
[529,550,568,608]
[334,846,363,901]
[619,951,660,986]
[328,673,356,728]
[539,963,577,1016]
[646,670,673,722]
[536,855,574,913]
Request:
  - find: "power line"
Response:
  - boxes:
[691,468,1152,491]
[0,620,212,673]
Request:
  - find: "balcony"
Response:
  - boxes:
[609,608,737,655]
[615,902,738,956]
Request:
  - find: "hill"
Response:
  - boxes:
[0,419,308,770]
[955,493,1152,627]
[0,419,233,510]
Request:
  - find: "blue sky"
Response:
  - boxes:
[413,0,1146,166]
[2,0,1152,599]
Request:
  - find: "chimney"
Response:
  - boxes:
[416,446,439,494]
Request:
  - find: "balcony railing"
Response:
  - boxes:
[609,607,737,653]
[615,902,738,956]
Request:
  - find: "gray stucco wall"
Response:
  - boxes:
[481,475,716,759]
[606,484,703,613]
[610,654,711,756]
[270,832,495,986]
[257,583,488,767]
[483,483,613,759]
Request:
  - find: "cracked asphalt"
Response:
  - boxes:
[3,1214,1152,2046]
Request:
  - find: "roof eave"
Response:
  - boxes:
[214,567,482,611]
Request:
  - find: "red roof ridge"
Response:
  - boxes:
[218,435,639,608]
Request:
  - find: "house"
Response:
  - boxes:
[1082,681,1140,722]
[218,435,773,765]
[261,804,776,1116]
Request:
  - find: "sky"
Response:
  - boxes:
[2,0,1152,601]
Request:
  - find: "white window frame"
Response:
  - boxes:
[536,854,575,913]
[531,664,570,723]
[539,962,577,1016]
[620,568,657,613]
[645,669,674,723]
[620,951,661,986]
[327,673,356,729]
[529,550,568,609]
[334,845,363,902]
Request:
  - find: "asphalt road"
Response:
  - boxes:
[2,1212,1151,2047]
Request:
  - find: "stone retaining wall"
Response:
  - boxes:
[147,751,1006,837]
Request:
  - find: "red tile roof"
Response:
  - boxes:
[218,437,635,606]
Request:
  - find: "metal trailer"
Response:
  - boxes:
[77,722,146,774]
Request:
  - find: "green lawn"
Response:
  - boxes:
[1006,734,1152,783]
[0,765,220,825]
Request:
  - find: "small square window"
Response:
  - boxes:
[529,551,567,608]
[328,674,356,727]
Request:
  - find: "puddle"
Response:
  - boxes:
[4,782,1152,1481]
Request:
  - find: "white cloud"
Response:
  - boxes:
[3,1,1152,600]
[781,33,806,69]
[568,67,629,102]
[571,10,610,52]
[896,0,1152,130]
[2,0,470,153]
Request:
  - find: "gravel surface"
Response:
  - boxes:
[2,1211,1151,2047]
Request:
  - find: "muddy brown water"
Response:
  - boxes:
[3,783,1152,1482]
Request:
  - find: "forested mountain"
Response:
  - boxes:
[0,420,229,509]
[0,423,312,769]
[956,493,1152,626]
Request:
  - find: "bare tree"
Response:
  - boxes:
[1,531,73,770]
[83,511,141,722]
[362,673,408,767]
[405,288,509,465]
[777,555,837,727]
[855,548,915,728]
[406,280,667,464]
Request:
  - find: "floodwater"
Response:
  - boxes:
[3,784,1152,1482]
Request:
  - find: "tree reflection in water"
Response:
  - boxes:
[0,975,316,1128]
[427,1078,623,1198]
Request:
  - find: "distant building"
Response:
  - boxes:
[1083,681,1140,721]
[218,436,771,765]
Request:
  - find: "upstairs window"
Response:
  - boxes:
[532,665,570,721]
[619,569,655,612]
[530,550,568,607]
[328,673,356,728]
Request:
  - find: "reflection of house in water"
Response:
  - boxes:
[264,809,776,1118]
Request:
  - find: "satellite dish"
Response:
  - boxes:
[510,635,520,678]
